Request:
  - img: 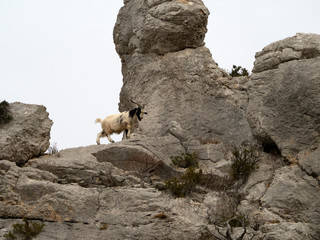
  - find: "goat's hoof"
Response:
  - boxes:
[96,142,100,145]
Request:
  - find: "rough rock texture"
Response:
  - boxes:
[1,139,319,239]
[0,102,53,165]
[114,0,253,147]
[1,2,320,240]
[114,0,209,56]
[298,148,320,180]
[247,33,320,158]
[0,142,233,240]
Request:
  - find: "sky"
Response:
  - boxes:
[1,0,319,150]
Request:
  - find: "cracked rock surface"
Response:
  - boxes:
[0,102,53,166]
[1,1,320,239]
[247,33,320,158]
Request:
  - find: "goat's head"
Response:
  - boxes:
[130,99,147,120]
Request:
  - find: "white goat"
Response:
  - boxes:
[95,100,147,144]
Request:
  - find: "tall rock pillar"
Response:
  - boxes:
[113,0,253,146]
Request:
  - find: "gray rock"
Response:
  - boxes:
[2,2,320,240]
[117,46,253,146]
[114,0,209,55]
[298,148,320,179]
[260,222,318,240]
[0,102,53,165]
[261,166,320,227]
[29,145,125,188]
[114,0,253,147]
[247,33,320,157]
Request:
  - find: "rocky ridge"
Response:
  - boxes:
[1,1,320,239]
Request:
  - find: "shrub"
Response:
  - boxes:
[0,100,13,125]
[229,144,259,183]
[170,152,199,168]
[228,65,249,77]
[165,167,202,197]
[154,212,168,219]
[99,223,108,230]
[4,218,45,240]
[200,173,233,192]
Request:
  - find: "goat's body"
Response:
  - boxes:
[96,107,146,144]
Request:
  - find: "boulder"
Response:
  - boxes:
[261,166,320,226]
[298,148,320,179]
[114,0,209,56]
[0,102,53,165]
[247,33,320,157]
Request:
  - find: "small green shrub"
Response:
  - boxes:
[154,212,168,219]
[229,144,259,183]
[3,231,16,240]
[4,218,45,240]
[99,223,108,230]
[165,167,202,197]
[170,152,199,168]
[0,100,13,125]
[228,65,249,77]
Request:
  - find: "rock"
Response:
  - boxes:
[2,2,320,240]
[298,148,320,179]
[114,0,209,56]
[0,149,215,240]
[261,166,320,227]
[0,102,53,165]
[260,222,318,240]
[247,33,320,157]
[115,1,253,146]
[28,145,126,188]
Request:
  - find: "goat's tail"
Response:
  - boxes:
[95,118,102,124]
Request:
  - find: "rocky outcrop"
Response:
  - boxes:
[114,0,209,56]
[114,0,253,147]
[1,1,320,239]
[1,138,319,239]
[0,102,53,166]
[247,33,320,158]
[0,142,233,240]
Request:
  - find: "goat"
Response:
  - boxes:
[95,99,147,144]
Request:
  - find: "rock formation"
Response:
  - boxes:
[247,33,320,159]
[0,102,53,166]
[114,0,253,147]
[1,1,320,240]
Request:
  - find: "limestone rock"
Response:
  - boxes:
[2,2,320,239]
[0,145,221,240]
[261,166,320,226]
[114,0,209,56]
[114,0,253,147]
[247,33,320,157]
[298,148,320,179]
[0,102,53,165]
[115,36,253,146]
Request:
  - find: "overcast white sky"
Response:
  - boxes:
[1,0,319,150]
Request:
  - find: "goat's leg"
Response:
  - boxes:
[122,129,129,140]
[107,133,115,143]
[126,125,132,139]
[96,131,107,145]
[96,131,102,145]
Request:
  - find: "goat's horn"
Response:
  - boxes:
[130,99,142,108]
